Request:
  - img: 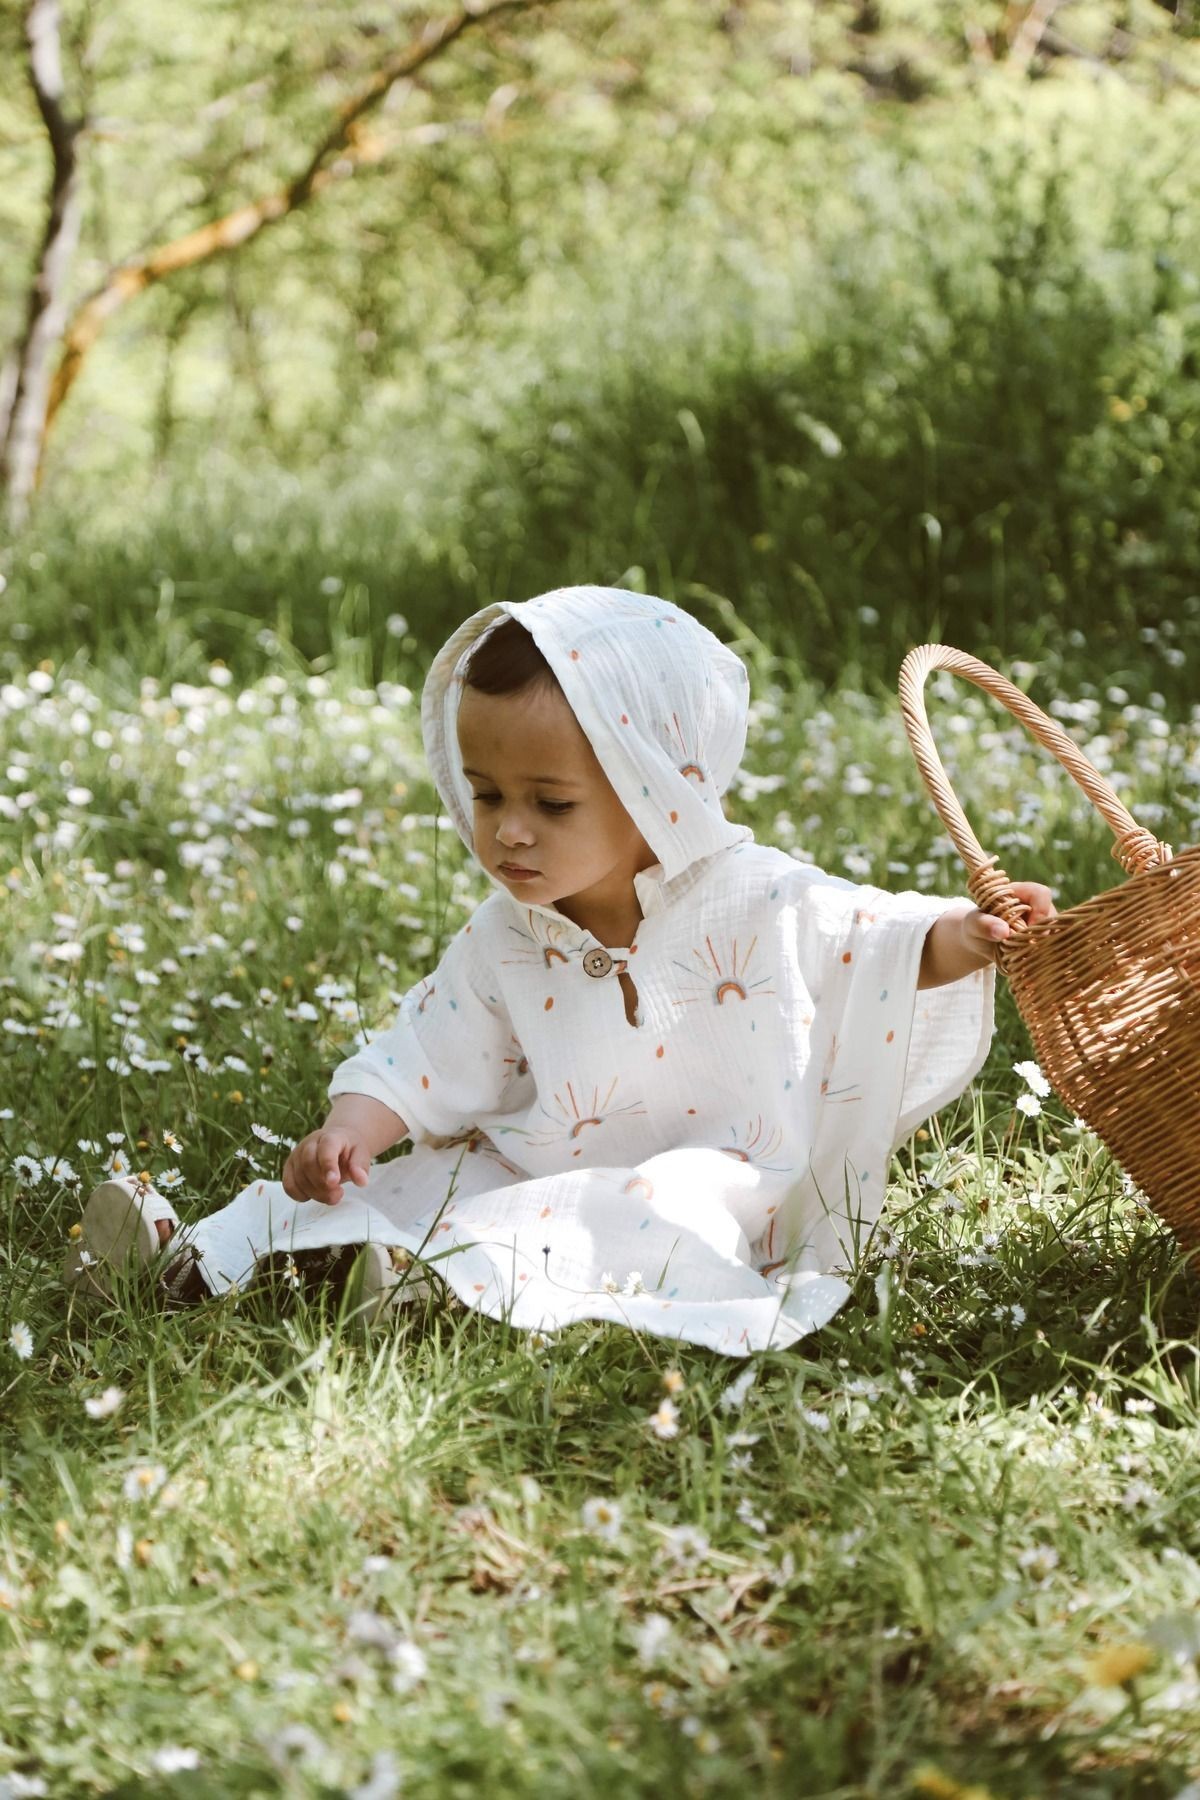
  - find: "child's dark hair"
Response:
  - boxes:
[463,615,562,701]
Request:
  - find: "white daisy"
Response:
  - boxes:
[151,1748,200,1774]
[84,1386,126,1419]
[648,1398,679,1440]
[390,1639,427,1693]
[8,1322,33,1361]
[122,1463,167,1502]
[719,1366,756,1412]
[660,1523,709,1566]
[633,1612,673,1666]
[580,1496,624,1541]
[1013,1059,1052,1098]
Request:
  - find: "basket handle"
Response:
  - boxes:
[898,645,1173,926]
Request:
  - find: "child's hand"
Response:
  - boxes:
[963,880,1057,962]
[282,1128,372,1206]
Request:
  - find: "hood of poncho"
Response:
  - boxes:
[421,586,754,915]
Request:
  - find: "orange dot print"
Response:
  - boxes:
[656,1045,664,1058]
[570,649,580,660]
[687,1107,696,1115]
[669,810,678,824]
[544,996,554,1011]
[620,714,629,724]
[421,1074,430,1089]
[886,1029,895,1043]
[842,951,852,964]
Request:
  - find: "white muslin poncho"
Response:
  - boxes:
[185,586,995,1355]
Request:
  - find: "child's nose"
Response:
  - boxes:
[497,811,536,846]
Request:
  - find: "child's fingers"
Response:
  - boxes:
[1012,880,1056,921]
[311,1141,343,1204]
[338,1143,370,1187]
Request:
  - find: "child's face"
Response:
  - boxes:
[457,683,657,919]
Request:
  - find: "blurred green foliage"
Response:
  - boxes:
[1,3,1199,691]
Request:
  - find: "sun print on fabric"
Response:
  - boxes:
[664,711,710,788]
[514,1076,649,1156]
[668,935,775,1009]
[501,911,579,970]
[818,1033,862,1105]
[718,1116,794,1173]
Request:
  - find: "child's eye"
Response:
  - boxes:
[472,794,575,814]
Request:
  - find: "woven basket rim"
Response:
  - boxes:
[1001,838,1200,940]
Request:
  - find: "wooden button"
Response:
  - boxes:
[582,947,613,978]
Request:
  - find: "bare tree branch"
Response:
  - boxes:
[37,0,556,473]
[1007,0,1065,74]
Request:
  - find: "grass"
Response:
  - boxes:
[1,609,1199,1796]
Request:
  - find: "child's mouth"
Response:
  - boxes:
[499,864,540,879]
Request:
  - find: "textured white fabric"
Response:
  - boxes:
[184,586,995,1355]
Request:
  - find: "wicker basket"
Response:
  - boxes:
[899,644,1200,1257]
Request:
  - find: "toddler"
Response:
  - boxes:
[67,587,1052,1355]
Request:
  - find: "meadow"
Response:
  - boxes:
[1,608,1198,1797]
[5,12,1200,1791]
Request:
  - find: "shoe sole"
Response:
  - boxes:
[62,1179,167,1301]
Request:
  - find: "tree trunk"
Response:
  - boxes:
[0,0,84,531]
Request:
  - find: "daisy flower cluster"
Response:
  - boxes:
[734,666,1198,895]
[0,657,494,1210]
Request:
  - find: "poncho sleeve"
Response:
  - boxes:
[789,866,996,1150]
[327,914,514,1145]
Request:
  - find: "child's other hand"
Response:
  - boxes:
[282,1128,372,1205]
[963,881,1057,961]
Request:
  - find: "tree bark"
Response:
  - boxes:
[25,0,552,503]
[0,0,85,530]
[1006,0,1065,74]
